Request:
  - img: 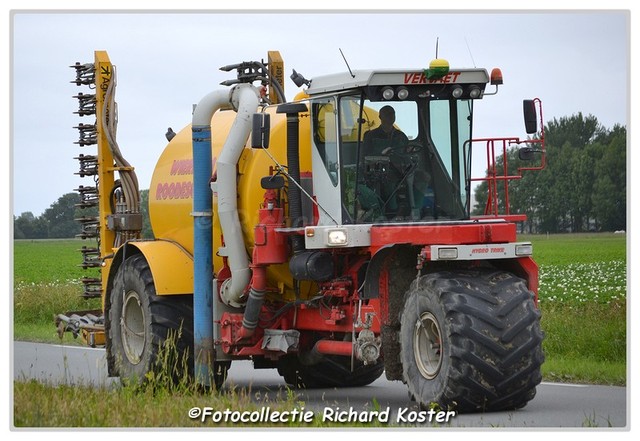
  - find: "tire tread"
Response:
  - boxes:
[400,269,544,412]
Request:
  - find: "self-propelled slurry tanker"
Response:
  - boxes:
[59,50,546,412]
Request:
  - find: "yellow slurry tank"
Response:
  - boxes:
[149,105,312,298]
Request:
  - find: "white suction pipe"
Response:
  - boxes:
[214,84,261,307]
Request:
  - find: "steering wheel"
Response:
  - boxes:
[405,141,424,154]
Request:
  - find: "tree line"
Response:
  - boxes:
[13,112,626,239]
[13,190,153,239]
[472,113,626,233]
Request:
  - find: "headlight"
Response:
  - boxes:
[438,247,458,260]
[381,86,395,100]
[515,243,533,256]
[469,87,482,99]
[327,229,348,246]
[397,87,409,100]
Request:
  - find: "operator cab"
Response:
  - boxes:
[306,67,490,225]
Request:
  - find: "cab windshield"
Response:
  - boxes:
[335,94,472,224]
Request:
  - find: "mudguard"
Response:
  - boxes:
[111,239,193,295]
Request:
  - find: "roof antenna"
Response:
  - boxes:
[339,48,355,78]
[464,36,477,68]
[435,37,439,58]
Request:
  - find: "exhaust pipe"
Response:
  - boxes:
[277,102,308,253]
[313,340,354,357]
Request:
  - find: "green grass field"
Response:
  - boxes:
[521,233,627,385]
[13,239,102,343]
[13,239,91,284]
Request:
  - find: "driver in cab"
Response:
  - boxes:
[362,105,409,155]
[359,105,409,217]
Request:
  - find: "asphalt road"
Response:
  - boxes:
[12,341,627,428]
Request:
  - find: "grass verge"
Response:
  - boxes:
[13,379,313,428]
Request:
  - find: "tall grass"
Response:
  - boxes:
[14,280,101,343]
[14,369,310,427]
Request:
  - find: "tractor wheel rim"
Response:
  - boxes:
[121,290,145,364]
[413,311,443,379]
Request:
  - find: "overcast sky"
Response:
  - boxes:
[9,8,631,217]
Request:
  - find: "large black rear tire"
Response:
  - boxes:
[399,270,544,412]
[107,254,229,389]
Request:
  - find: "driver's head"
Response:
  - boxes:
[379,105,396,126]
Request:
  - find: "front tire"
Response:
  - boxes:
[399,270,544,412]
[107,254,199,386]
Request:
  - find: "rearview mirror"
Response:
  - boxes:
[523,100,538,134]
[251,113,270,149]
[261,175,285,190]
[518,146,535,161]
